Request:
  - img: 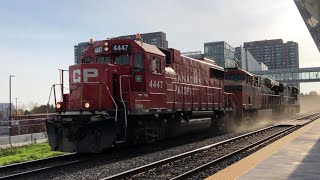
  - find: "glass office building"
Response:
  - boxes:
[204,41,240,68]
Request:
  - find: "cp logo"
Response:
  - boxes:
[73,69,98,83]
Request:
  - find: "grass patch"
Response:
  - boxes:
[0,143,66,166]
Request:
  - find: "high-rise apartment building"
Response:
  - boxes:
[243,39,299,69]
[243,39,300,88]
[74,42,91,64]
[235,46,268,72]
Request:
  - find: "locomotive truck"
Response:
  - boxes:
[46,37,299,153]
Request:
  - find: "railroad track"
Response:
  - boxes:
[1,113,319,179]
[0,152,96,179]
[103,113,320,180]
[294,112,320,120]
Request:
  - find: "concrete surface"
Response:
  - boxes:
[0,126,9,136]
[239,122,320,179]
[0,132,48,149]
[207,118,320,180]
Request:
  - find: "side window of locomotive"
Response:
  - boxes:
[84,57,92,63]
[210,68,224,79]
[114,54,130,65]
[96,56,111,63]
[133,53,144,72]
[226,74,245,81]
[150,57,162,74]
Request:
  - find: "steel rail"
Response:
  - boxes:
[172,113,320,179]
[171,125,297,179]
[103,112,320,180]
[0,153,86,179]
[2,113,319,179]
[294,112,320,120]
[101,124,284,180]
[0,153,76,172]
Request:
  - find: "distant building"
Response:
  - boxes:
[181,51,204,59]
[243,39,299,88]
[74,32,168,64]
[113,31,168,48]
[0,103,14,118]
[243,39,299,70]
[260,62,268,71]
[74,42,91,64]
[204,41,240,68]
[182,51,217,65]
[235,46,268,72]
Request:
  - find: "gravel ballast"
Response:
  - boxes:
[18,114,300,180]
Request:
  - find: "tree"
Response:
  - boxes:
[30,104,55,114]
[28,102,39,112]
[17,109,25,116]
[24,110,30,115]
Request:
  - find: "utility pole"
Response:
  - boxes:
[9,75,15,120]
[14,98,18,116]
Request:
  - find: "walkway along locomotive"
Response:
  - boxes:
[46,37,300,153]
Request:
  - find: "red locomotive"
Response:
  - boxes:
[224,68,300,118]
[46,36,299,153]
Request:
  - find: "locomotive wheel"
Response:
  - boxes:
[125,115,168,145]
[211,111,235,134]
[223,112,236,133]
[175,112,190,123]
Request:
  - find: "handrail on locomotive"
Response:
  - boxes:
[47,69,121,122]
[45,38,300,153]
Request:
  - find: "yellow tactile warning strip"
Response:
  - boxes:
[206,118,320,180]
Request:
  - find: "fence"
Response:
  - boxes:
[9,118,46,136]
[1,113,56,136]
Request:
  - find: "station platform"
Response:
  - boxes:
[207,117,320,179]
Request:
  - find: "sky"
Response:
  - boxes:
[0,0,320,108]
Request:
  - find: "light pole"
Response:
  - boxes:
[14,98,18,116]
[9,75,15,120]
[5,108,8,119]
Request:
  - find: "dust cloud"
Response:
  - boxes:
[234,114,278,133]
[233,95,320,132]
[299,95,320,114]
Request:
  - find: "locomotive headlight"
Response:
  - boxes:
[56,103,62,109]
[104,42,108,46]
[84,102,90,109]
[104,47,109,51]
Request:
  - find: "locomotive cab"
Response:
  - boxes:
[46,39,167,152]
[56,39,167,114]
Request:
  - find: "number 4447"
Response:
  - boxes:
[149,80,163,88]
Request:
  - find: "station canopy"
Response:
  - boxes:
[294,0,320,53]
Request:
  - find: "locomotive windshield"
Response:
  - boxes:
[114,54,130,65]
[133,53,144,71]
[96,56,111,63]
